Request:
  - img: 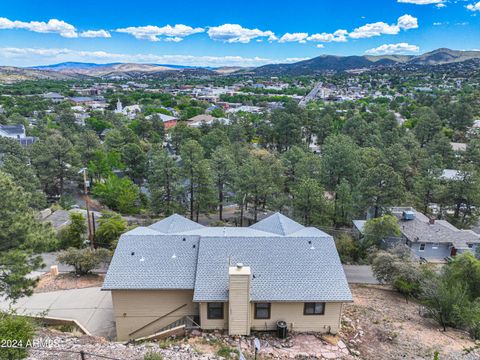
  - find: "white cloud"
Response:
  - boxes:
[316,44,325,48]
[79,30,111,38]
[349,14,418,39]
[0,47,308,67]
[436,3,446,8]
[397,14,419,30]
[0,17,78,38]
[307,29,348,43]
[365,42,420,55]
[207,24,276,43]
[208,24,277,43]
[116,24,204,42]
[278,32,309,43]
[398,0,444,4]
[467,2,480,11]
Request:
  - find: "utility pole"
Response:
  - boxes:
[79,168,94,248]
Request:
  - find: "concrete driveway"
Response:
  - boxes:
[0,287,115,339]
[343,265,378,284]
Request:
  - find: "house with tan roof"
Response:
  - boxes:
[102,213,352,341]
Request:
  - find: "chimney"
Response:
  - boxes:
[429,217,435,225]
[228,264,251,336]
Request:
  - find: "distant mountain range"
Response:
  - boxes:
[1,48,480,82]
[250,48,480,76]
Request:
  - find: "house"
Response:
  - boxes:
[187,114,229,128]
[353,207,480,261]
[0,124,37,146]
[102,213,352,341]
[43,92,65,102]
[146,113,178,129]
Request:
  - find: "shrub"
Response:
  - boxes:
[0,311,35,360]
[57,247,111,275]
[58,212,87,249]
[95,211,127,249]
[143,352,164,360]
[335,234,366,264]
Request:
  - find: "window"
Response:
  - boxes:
[468,244,474,249]
[254,303,271,319]
[419,243,426,251]
[304,302,325,315]
[207,303,224,319]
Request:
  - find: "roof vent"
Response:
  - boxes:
[192,244,196,249]
[140,257,145,262]
[131,251,135,256]
[236,263,244,269]
[402,210,415,221]
[172,254,177,259]
[182,237,186,241]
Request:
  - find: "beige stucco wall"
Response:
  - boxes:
[199,302,228,330]
[198,301,343,334]
[111,290,196,341]
[250,302,343,333]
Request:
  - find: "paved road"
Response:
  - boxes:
[343,265,378,284]
[0,287,115,339]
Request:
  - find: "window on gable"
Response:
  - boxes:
[207,303,224,319]
[303,302,325,315]
[254,303,271,319]
[419,243,426,251]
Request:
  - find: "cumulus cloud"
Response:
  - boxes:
[349,14,418,39]
[398,0,444,4]
[278,32,309,43]
[79,30,111,38]
[365,42,420,55]
[316,44,325,48]
[467,2,480,11]
[0,47,309,67]
[307,29,348,43]
[116,24,204,42]
[0,17,78,38]
[207,24,276,43]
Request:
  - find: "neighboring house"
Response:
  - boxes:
[103,213,352,341]
[146,113,178,129]
[441,169,464,181]
[43,92,65,102]
[353,207,480,261]
[187,114,229,128]
[0,124,37,146]
[450,142,467,152]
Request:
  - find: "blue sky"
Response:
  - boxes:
[0,0,479,67]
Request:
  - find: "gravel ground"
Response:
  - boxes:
[27,329,223,360]
[341,285,480,360]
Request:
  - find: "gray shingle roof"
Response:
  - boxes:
[103,213,352,302]
[250,212,305,235]
[102,234,200,290]
[148,214,204,233]
[391,208,480,249]
[193,236,352,302]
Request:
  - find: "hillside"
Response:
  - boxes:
[250,48,480,76]
[0,66,81,83]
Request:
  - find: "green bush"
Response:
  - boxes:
[95,211,127,249]
[143,352,164,360]
[58,212,87,249]
[0,311,35,360]
[57,247,111,275]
